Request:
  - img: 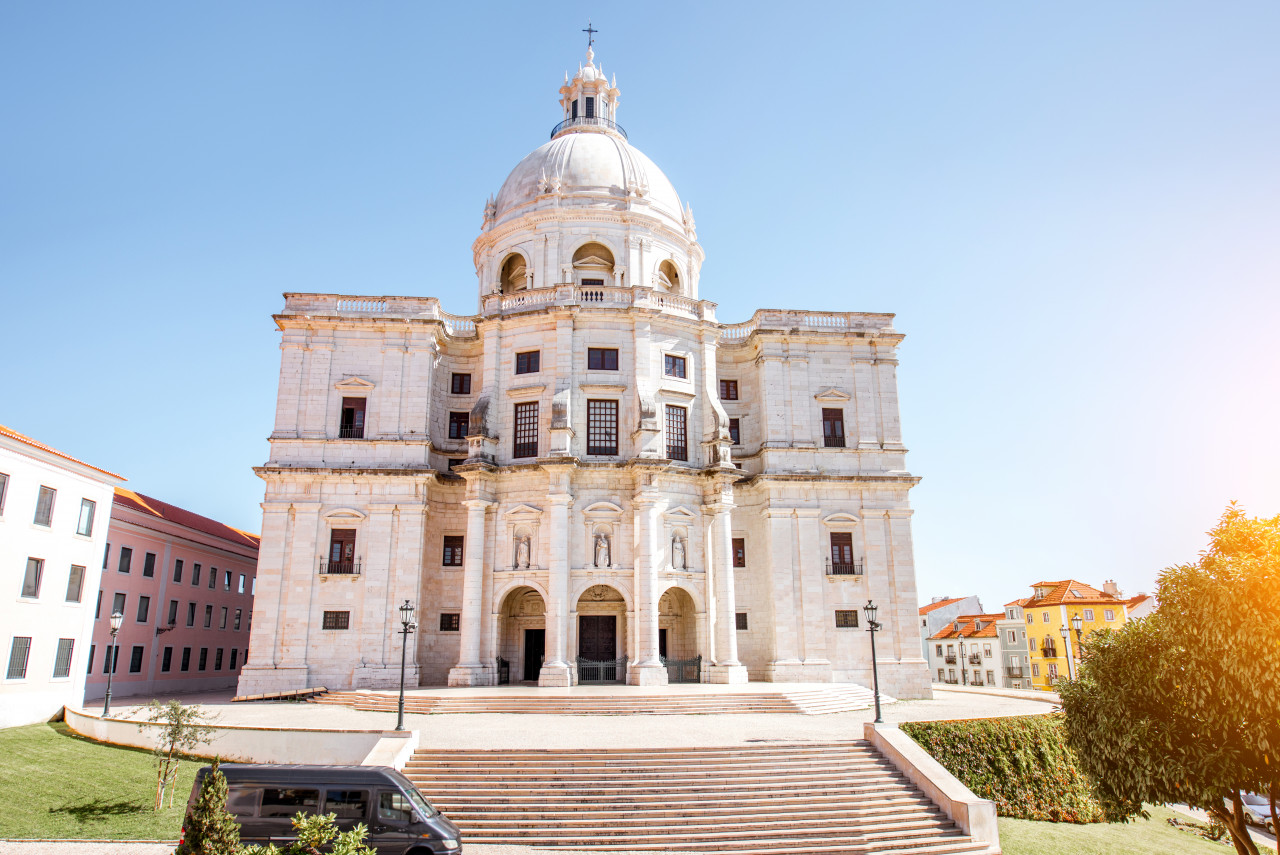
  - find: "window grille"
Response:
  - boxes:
[587,400,619,455]
[322,611,350,630]
[665,405,688,461]
[7,637,32,679]
[339,397,366,438]
[835,610,860,628]
[513,402,538,458]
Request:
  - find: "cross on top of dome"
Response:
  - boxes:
[555,42,624,141]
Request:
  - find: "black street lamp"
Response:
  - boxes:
[863,600,883,724]
[103,611,124,716]
[395,600,417,732]
[1070,613,1085,673]
[1058,624,1074,681]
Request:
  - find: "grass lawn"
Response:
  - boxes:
[0,722,194,840]
[1000,805,1232,854]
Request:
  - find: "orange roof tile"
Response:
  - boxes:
[0,424,125,480]
[113,488,260,551]
[929,613,1006,640]
[1127,594,1152,608]
[919,597,968,615]
[1003,597,1032,608]
[1025,579,1124,608]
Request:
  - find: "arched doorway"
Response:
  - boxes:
[574,584,627,683]
[497,586,546,683]
[659,586,702,682]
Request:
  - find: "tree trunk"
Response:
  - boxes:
[1209,797,1261,855]
[1269,781,1278,855]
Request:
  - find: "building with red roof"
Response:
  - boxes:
[917,595,983,661]
[925,613,1006,687]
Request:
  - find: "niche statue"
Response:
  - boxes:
[594,533,611,568]
[671,534,686,570]
[515,535,531,569]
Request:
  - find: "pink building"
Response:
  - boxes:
[84,489,259,701]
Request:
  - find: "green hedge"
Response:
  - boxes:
[900,714,1107,823]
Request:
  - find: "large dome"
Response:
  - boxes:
[493,131,685,232]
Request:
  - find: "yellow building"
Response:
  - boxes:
[1022,579,1129,689]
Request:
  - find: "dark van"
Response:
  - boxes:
[187,764,462,854]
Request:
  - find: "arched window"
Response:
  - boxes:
[571,242,615,287]
[656,260,681,294]
[499,253,529,293]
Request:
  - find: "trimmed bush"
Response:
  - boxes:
[900,714,1108,823]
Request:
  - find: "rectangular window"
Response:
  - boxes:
[103,543,110,569]
[96,590,102,619]
[198,648,208,671]
[665,405,688,461]
[322,611,350,630]
[587,347,618,370]
[821,408,846,448]
[87,644,95,674]
[938,668,944,681]
[0,472,7,514]
[143,552,156,578]
[215,649,224,671]
[513,402,538,458]
[830,532,856,573]
[1042,612,1050,623]
[571,99,578,119]
[223,570,231,591]
[585,96,595,118]
[261,788,319,818]
[935,644,943,656]
[208,567,217,589]
[129,645,144,673]
[328,529,356,574]
[173,559,184,583]
[1082,608,1095,621]
[719,379,739,400]
[34,486,56,526]
[1104,609,1116,622]
[181,647,191,671]
[186,603,196,627]
[168,600,179,626]
[732,537,746,568]
[728,418,740,445]
[119,547,132,574]
[1007,630,1017,644]
[835,610,859,628]
[77,499,96,536]
[7,637,32,679]
[663,354,687,378]
[234,609,242,631]
[451,373,471,395]
[439,613,461,632]
[581,277,604,287]
[65,565,85,603]
[984,644,993,658]
[161,646,173,672]
[192,564,201,586]
[136,596,150,623]
[586,400,619,455]
[204,605,213,628]
[1047,663,1058,681]
[515,350,540,374]
[103,644,120,674]
[238,574,245,594]
[217,607,227,630]
[1026,613,1033,624]
[987,669,996,684]
[735,612,749,631]
[21,558,43,598]
[447,458,464,471]
[448,411,470,439]
[442,535,465,567]
[339,397,366,439]
[230,648,238,669]
[325,789,369,820]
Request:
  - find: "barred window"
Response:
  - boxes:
[735,612,749,631]
[835,610,860,628]
[587,400,619,455]
[7,637,32,679]
[322,611,350,630]
[664,354,686,378]
[451,373,471,394]
[515,351,540,374]
[439,613,461,632]
[513,402,538,458]
[719,379,738,400]
[442,536,464,566]
[665,405,688,461]
[448,411,469,439]
[587,348,618,370]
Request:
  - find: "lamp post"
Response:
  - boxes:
[103,611,124,716]
[863,600,883,724]
[1058,624,1074,681]
[1070,613,1084,672]
[395,600,417,732]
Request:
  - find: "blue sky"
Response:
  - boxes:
[3,2,1277,612]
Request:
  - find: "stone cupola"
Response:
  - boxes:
[555,47,623,139]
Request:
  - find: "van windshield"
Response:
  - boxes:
[405,786,438,819]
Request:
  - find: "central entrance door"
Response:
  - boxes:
[579,615,617,660]
[523,629,545,682]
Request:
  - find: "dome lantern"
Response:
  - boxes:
[554,46,624,141]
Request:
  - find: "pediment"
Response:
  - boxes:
[583,501,624,517]
[823,512,861,525]
[663,505,699,521]
[335,376,376,390]
[324,507,367,521]
[503,503,543,518]
[814,387,851,402]
[572,255,613,269]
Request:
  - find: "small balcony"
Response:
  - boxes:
[320,560,361,576]
[551,115,627,140]
[968,654,982,665]
[943,654,957,664]
[1040,645,1058,659]
[971,679,986,686]
[1005,667,1025,679]
[943,678,959,685]
[825,558,864,576]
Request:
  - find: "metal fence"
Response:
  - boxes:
[576,656,627,684]
[662,654,702,684]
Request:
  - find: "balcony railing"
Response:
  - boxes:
[825,559,864,576]
[320,560,361,576]
[1005,667,1025,678]
[943,655,957,664]
[1040,646,1058,659]
[968,654,982,665]
[943,678,959,685]
[338,426,364,439]
[551,115,628,140]
[971,679,986,686]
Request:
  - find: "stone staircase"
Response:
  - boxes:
[309,685,881,715]
[402,742,992,854]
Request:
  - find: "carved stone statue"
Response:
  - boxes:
[594,533,611,568]
[671,534,686,570]
[515,536,531,569]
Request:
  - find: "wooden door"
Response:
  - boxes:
[578,616,617,661]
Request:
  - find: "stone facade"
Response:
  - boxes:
[925,614,1005,688]
[238,47,932,700]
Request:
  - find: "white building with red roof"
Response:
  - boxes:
[925,613,1006,687]
[0,425,123,727]
[918,595,983,660]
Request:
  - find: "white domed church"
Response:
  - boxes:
[238,46,931,699]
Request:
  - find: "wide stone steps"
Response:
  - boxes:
[310,685,879,716]
[404,742,990,854]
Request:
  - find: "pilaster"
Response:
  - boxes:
[628,489,667,685]
[449,496,495,686]
[706,488,747,684]
[540,469,574,686]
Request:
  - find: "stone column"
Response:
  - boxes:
[540,479,573,686]
[707,499,748,683]
[449,498,493,686]
[795,508,831,679]
[628,491,667,685]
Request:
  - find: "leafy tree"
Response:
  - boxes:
[240,812,376,855]
[139,699,217,809]
[175,758,241,855]
[1059,504,1280,855]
